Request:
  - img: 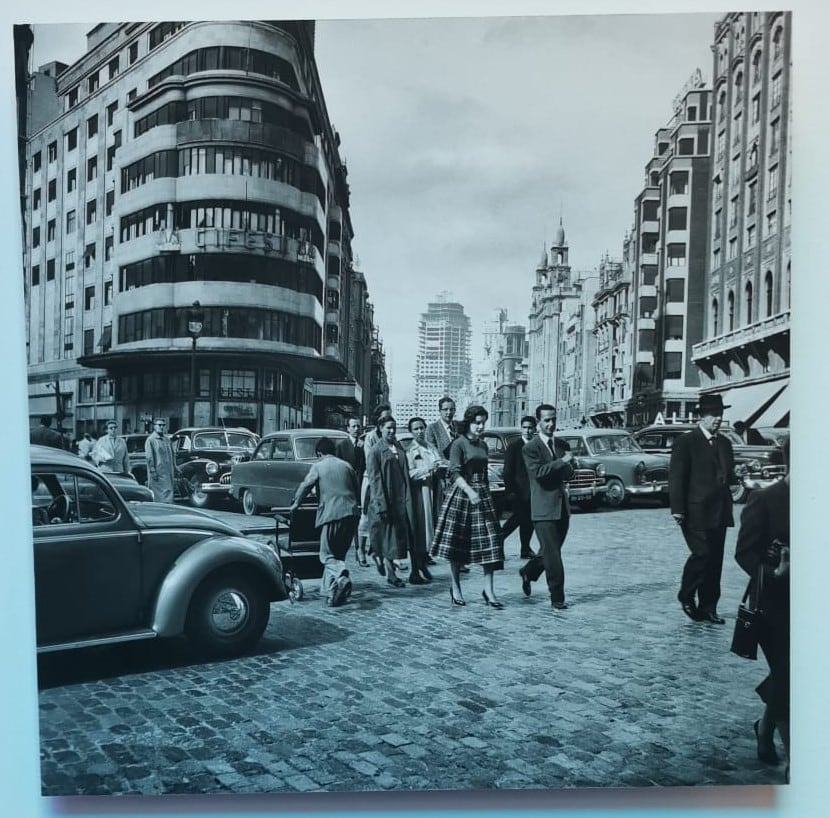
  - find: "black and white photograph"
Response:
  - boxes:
[5,1,824,813]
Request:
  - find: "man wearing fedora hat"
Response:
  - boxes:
[668,393,735,623]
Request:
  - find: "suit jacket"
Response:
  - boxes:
[425,419,457,459]
[668,427,735,530]
[292,454,360,527]
[503,437,531,503]
[522,434,574,522]
[735,478,789,579]
[335,436,365,480]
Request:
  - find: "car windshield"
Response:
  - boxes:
[193,431,256,451]
[587,434,642,455]
[123,435,148,453]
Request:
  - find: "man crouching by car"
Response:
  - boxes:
[289,437,361,607]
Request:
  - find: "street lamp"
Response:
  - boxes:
[187,300,204,426]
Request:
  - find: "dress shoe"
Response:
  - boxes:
[450,589,466,606]
[519,569,532,597]
[701,611,726,624]
[681,602,702,621]
[373,555,386,577]
[754,719,780,765]
[387,576,406,588]
[420,566,433,582]
[426,557,437,566]
[551,601,569,610]
[482,590,505,609]
[408,574,426,586]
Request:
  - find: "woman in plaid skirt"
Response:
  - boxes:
[431,405,505,607]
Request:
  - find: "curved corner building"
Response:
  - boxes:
[23,21,383,435]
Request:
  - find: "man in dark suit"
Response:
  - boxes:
[30,415,65,449]
[520,403,575,609]
[501,416,538,559]
[425,396,457,459]
[336,416,366,564]
[669,392,735,623]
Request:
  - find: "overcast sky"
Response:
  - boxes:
[31,13,722,401]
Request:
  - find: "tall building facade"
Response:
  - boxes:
[557,275,598,429]
[414,294,471,420]
[626,75,712,427]
[21,21,384,436]
[526,221,590,416]
[691,12,791,428]
[589,248,632,427]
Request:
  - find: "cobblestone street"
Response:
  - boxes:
[36,503,785,796]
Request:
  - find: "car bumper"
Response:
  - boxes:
[627,481,669,495]
[742,475,785,491]
[196,483,233,495]
[568,485,608,500]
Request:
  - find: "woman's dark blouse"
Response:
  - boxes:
[448,435,489,482]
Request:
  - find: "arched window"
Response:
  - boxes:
[752,49,763,84]
[773,26,783,60]
[728,290,735,331]
[734,70,744,105]
[765,270,774,317]
[718,89,727,121]
[786,261,791,309]
[712,298,719,336]
[745,281,753,324]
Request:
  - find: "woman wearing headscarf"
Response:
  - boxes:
[431,405,505,608]
[405,416,448,584]
[365,415,416,588]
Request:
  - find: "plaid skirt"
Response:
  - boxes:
[431,473,504,567]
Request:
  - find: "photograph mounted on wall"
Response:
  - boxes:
[14,12,790,796]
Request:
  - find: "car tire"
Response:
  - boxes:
[730,483,748,504]
[189,476,211,509]
[603,478,627,509]
[241,488,261,516]
[186,571,270,657]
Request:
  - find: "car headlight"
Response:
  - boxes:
[634,461,646,483]
[747,459,762,472]
[596,463,606,477]
[205,461,219,476]
[761,468,770,479]
[734,462,748,476]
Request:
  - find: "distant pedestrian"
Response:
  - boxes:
[734,437,790,778]
[77,432,96,462]
[290,436,361,607]
[360,404,393,574]
[336,416,366,564]
[669,393,735,623]
[518,404,575,609]
[93,420,132,475]
[30,415,65,450]
[145,418,175,503]
[365,415,416,588]
[405,416,448,583]
[431,405,505,608]
[501,416,538,560]
[425,396,458,459]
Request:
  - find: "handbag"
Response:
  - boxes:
[730,565,764,660]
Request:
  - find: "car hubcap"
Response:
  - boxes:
[607,481,624,503]
[209,590,249,635]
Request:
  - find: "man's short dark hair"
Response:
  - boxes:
[315,436,336,456]
[39,415,53,427]
[520,415,536,428]
[438,396,455,410]
[535,403,556,420]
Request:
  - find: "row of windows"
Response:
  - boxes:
[119,253,323,301]
[119,200,323,252]
[147,46,299,92]
[120,145,325,205]
[711,272,779,334]
[65,41,139,111]
[134,95,307,138]
[118,306,322,348]
[118,366,303,406]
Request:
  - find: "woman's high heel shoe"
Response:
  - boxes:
[450,589,466,606]
[482,590,505,609]
[421,566,433,582]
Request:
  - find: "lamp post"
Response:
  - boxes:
[186,300,204,426]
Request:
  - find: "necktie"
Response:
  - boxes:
[547,438,555,456]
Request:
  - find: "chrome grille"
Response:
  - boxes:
[566,468,599,489]
[645,467,668,483]
[219,472,232,485]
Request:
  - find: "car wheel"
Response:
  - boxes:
[189,476,211,509]
[730,483,748,504]
[186,572,270,657]
[604,478,627,508]
[242,488,261,516]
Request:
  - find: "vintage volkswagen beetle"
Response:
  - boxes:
[30,445,287,657]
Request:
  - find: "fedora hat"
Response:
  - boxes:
[695,393,731,415]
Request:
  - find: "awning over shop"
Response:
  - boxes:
[752,383,789,428]
[715,380,788,426]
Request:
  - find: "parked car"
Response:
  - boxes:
[96,468,154,503]
[29,445,287,657]
[555,428,669,508]
[632,422,786,503]
[755,427,790,449]
[479,427,608,511]
[170,427,259,508]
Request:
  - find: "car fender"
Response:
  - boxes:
[152,534,287,636]
[177,458,215,481]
